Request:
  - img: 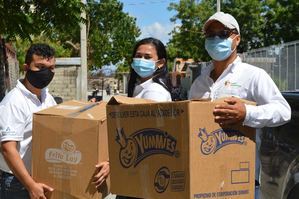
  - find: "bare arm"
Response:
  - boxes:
[1,141,53,199]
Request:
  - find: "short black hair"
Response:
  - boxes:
[25,43,55,65]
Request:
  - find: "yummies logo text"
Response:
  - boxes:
[198,128,246,155]
[115,128,179,168]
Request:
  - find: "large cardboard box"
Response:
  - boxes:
[107,96,256,199]
[32,100,109,199]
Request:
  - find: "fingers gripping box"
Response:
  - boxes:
[32,100,109,199]
[107,96,256,199]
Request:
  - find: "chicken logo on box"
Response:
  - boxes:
[45,139,82,164]
[116,128,179,168]
[198,128,246,155]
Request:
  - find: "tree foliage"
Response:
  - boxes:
[37,0,140,70]
[0,0,83,100]
[262,0,299,46]
[86,0,140,69]
[167,0,298,62]
[0,0,83,40]
[167,0,214,62]
[0,0,140,100]
[15,35,73,72]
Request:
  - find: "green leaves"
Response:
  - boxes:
[167,0,298,61]
[0,0,83,40]
[86,0,140,69]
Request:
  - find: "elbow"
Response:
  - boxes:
[279,105,291,125]
[284,103,292,122]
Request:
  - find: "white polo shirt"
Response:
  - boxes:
[0,80,56,174]
[189,56,291,181]
[133,78,172,102]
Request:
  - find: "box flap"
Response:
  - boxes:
[34,100,107,120]
[107,95,154,105]
[191,97,256,105]
[35,100,89,116]
[68,101,107,120]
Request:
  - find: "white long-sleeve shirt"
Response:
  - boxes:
[189,56,291,128]
[189,56,291,181]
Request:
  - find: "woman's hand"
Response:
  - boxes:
[93,161,110,189]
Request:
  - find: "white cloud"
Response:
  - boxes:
[140,22,175,44]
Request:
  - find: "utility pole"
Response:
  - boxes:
[217,0,221,12]
[80,0,88,101]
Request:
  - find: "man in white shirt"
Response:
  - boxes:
[189,12,291,199]
[0,43,57,199]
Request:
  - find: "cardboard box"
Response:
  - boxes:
[32,100,109,199]
[107,96,256,199]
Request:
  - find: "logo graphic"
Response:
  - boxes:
[116,128,178,168]
[154,167,170,193]
[45,139,82,164]
[198,128,245,155]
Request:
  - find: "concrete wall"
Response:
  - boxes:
[48,66,79,101]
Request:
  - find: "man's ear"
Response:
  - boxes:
[23,64,29,72]
[156,58,165,69]
[235,35,241,46]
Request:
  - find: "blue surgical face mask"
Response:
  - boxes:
[205,36,236,61]
[131,58,157,78]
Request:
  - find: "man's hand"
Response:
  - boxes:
[89,98,96,102]
[213,97,246,126]
[28,182,54,199]
[93,161,110,189]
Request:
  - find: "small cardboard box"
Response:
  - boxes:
[107,96,256,199]
[32,100,109,199]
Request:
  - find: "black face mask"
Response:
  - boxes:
[26,68,54,89]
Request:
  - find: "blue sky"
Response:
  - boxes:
[119,0,179,45]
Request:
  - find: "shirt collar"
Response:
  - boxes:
[207,56,242,75]
[230,56,242,73]
[138,78,154,89]
[16,79,48,102]
[133,78,154,96]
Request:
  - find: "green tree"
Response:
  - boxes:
[87,0,140,69]
[0,0,83,101]
[15,35,73,75]
[49,0,140,70]
[0,0,140,100]
[0,0,83,40]
[167,0,298,62]
[167,0,214,62]
[262,0,299,46]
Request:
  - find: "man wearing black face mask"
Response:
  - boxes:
[189,12,291,199]
[0,43,56,199]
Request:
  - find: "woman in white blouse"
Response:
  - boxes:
[127,37,172,102]
[93,38,172,199]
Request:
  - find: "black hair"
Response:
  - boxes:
[127,37,172,98]
[25,43,55,65]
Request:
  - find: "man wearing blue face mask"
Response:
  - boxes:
[189,12,291,199]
